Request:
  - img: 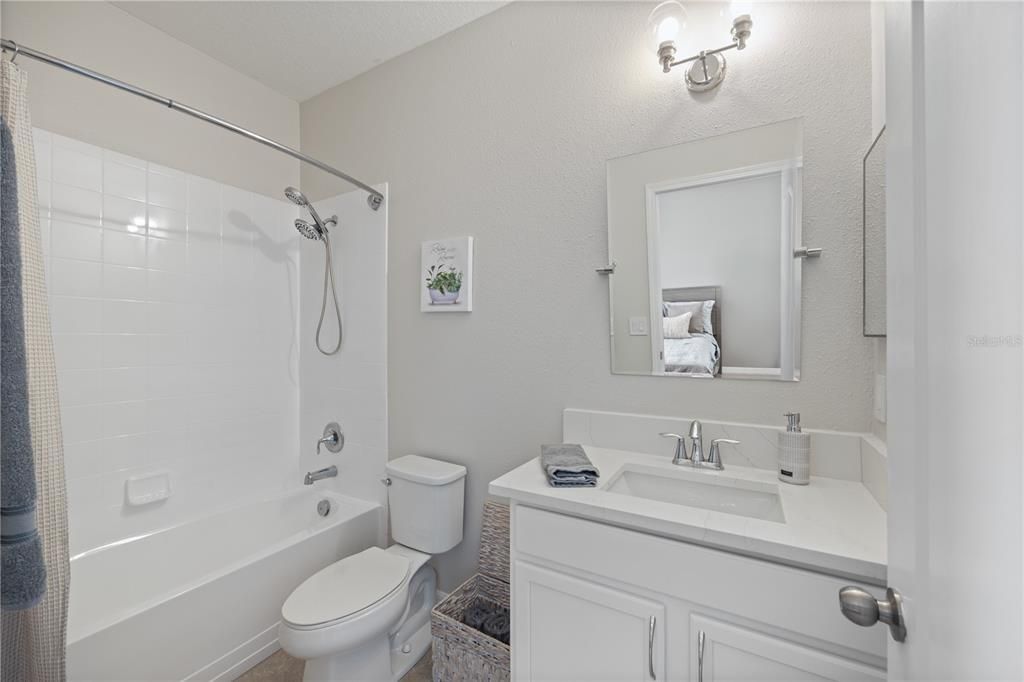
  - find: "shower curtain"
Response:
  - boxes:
[1,59,71,681]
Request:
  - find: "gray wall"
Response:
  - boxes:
[300,1,875,590]
[1,1,299,198]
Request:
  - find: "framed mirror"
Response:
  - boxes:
[863,126,886,337]
[607,119,804,381]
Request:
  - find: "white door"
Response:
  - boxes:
[850,1,1024,678]
[513,561,666,681]
[690,615,884,682]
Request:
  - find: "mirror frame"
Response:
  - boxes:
[862,125,886,338]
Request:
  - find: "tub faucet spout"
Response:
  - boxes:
[304,466,338,485]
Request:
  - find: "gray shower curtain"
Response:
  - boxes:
[1,58,71,681]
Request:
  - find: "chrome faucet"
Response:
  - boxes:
[662,423,741,470]
[304,465,338,485]
[688,420,704,466]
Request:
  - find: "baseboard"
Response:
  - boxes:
[186,589,448,681]
[188,622,281,682]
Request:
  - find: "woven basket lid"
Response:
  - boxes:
[478,500,510,584]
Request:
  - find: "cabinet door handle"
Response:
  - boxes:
[648,615,657,680]
[697,630,706,682]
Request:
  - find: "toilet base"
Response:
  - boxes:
[300,611,432,682]
[390,618,432,680]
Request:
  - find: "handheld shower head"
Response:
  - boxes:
[284,187,343,355]
[284,186,308,206]
[294,218,322,241]
[284,186,329,234]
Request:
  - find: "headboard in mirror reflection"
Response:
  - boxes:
[607,119,804,381]
[863,127,886,337]
[661,286,722,377]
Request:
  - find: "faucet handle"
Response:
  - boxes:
[706,439,740,470]
[659,432,690,465]
[316,422,344,454]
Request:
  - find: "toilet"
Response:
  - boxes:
[278,455,467,681]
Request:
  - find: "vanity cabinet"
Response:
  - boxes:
[689,615,885,682]
[510,504,886,682]
[514,562,666,681]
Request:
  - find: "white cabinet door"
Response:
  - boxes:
[690,615,885,682]
[513,561,666,682]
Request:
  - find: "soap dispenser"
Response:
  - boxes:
[778,412,810,485]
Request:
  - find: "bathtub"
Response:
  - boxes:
[67,488,381,681]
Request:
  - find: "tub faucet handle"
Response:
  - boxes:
[317,422,344,454]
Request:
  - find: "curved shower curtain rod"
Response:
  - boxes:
[0,38,384,211]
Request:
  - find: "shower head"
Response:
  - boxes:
[284,186,329,235]
[284,186,308,206]
[295,218,322,241]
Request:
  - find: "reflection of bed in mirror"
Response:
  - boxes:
[661,286,721,377]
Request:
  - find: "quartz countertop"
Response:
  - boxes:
[489,446,886,584]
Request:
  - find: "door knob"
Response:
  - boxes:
[838,586,907,642]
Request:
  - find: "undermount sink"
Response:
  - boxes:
[605,465,787,523]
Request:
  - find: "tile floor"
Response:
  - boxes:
[236,649,432,682]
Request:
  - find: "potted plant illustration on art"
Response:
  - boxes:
[425,264,463,305]
[421,237,473,312]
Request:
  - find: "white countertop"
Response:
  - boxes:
[489,446,887,584]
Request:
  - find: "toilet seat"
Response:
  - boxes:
[282,547,411,630]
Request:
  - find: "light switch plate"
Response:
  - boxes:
[629,317,649,336]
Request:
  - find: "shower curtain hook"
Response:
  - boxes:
[9,42,19,63]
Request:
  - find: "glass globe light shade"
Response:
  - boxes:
[647,1,688,53]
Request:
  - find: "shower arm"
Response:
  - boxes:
[0,38,384,212]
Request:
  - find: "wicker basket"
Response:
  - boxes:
[430,501,511,682]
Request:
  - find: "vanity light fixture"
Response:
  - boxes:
[647,0,753,92]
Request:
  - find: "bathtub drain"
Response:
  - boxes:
[317,499,331,517]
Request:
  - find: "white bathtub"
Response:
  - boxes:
[67,489,381,681]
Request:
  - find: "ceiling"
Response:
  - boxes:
[114,1,506,101]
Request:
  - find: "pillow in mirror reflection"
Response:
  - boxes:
[663,300,714,334]
[663,312,693,339]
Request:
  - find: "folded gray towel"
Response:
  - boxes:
[1,116,46,611]
[481,609,510,645]
[462,601,490,630]
[541,444,599,487]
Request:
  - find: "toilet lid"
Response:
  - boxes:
[282,547,410,628]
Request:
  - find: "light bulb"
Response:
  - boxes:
[729,0,753,49]
[730,0,752,19]
[646,1,688,53]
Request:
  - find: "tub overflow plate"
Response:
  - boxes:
[317,499,331,517]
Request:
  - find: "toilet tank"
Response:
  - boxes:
[385,455,467,554]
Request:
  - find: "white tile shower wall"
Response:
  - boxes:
[299,187,388,516]
[35,129,301,555]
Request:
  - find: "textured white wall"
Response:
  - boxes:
[2,1,299,198]
[300,1,875,589]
